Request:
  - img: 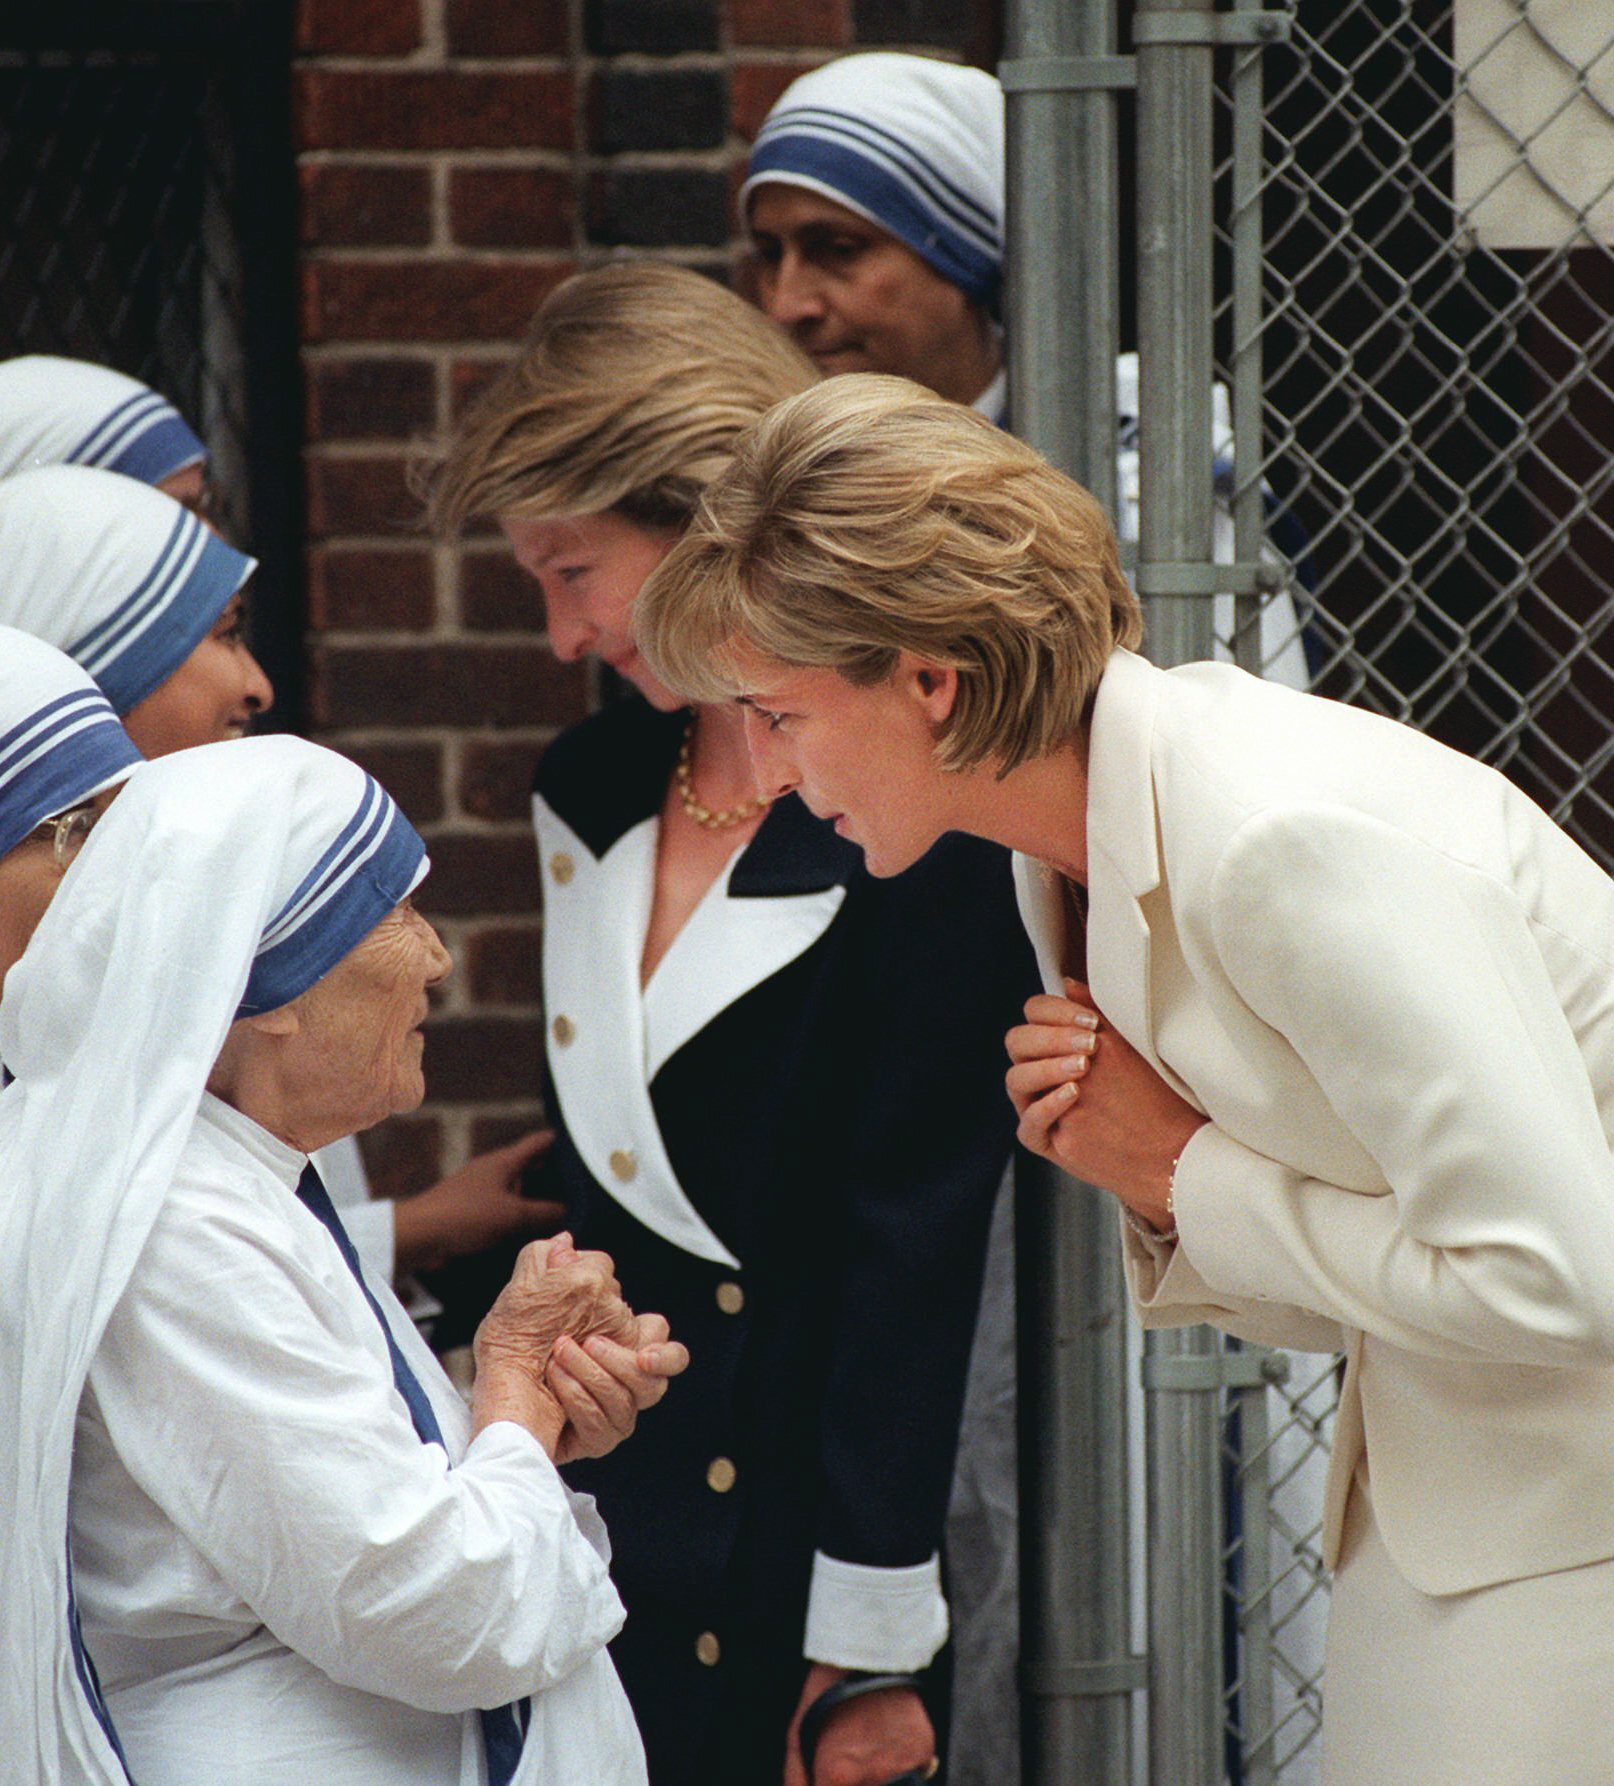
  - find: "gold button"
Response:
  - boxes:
[706,1456,737,1494]
[695,1630,721,1666]
[609,1149,637,1182]
[551,1014,575,1046]
[715,1281,744,1316]
[550,852,574,885]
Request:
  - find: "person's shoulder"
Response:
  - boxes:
[532,694,685,846]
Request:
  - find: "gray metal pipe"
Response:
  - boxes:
[1134,0,1228,1780]
[1002,2,1138,1783]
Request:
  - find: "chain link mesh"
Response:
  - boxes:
[1206,4,1614,1778]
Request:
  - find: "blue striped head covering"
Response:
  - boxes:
[0,356,205,487]
[0,629,141,860]
[0,465,255,716]
[742,53,1005,310]
[239,753,429,1018]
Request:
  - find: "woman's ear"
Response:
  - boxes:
[246,1004,300,1039]
[900,652,960,725]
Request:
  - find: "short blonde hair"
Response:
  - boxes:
[636,375,1142,775]
[425,262,818,533]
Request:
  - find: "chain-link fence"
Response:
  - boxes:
[1191,3,1614,1781]
[0,2,304,716]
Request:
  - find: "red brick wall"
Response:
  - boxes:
[294,0,995,1194]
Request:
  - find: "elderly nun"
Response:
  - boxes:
[0,627,141,992]
[0,354,208,508]
[0,735,682,1785]
[0,463,272,755]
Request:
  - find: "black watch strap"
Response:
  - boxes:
[797,1673,935,1785]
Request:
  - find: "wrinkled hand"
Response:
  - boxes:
[547,1307,691,1464]
[471,1232,639,1454]
[1006,979,1206,1231]
[783,1664,935,1786]
[392,1129,563,1276]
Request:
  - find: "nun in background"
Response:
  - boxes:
[741,51,1310,686]
[0,463,556,1288]
[0,627,141,993]
[0,734,687,1786]
[0,353,210,510]
[0,463,271,756]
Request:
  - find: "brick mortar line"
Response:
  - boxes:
[311,726,566,746]
[302,246,578,261]
[297,56,573,73]
[299,150,577,166]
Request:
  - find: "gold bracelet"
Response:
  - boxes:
[1123,1147,1184,1246]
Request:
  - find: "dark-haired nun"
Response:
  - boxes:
[0,735,685,1785]
[0,627,141,995]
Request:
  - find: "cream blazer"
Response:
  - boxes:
[1013,648,1614,1596]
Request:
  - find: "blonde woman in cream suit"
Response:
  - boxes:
[635,373,1614,1784]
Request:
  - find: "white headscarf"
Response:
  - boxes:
[0,465,255,715]
[0,356,205,486]
[741,52,1005,310]
[0,735,427,1784]
[0,629,140,859]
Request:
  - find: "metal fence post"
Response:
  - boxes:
[1133,0,1225,1781]
[1001,2,1141,1784]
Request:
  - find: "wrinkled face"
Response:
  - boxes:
[0,797,106,994]
[121,592,274,756]
[498,511,682,709]
[739,658,957,877]
[748,186,992,402]
[289,899,452,1132]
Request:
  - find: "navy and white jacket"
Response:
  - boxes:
[527,696,1037,1779]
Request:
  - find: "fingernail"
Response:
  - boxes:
[1071,1011,1099,1031]
[1063,1056,1089,1076]
[1060,1080,1080,1099]
[1070,1030,1096,1052]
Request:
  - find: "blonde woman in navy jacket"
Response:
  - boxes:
[430,264,1036,1786]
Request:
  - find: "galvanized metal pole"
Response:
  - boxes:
[1002,3,1140,1784]
[1134,0,1227,1781]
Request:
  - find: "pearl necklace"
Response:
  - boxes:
[675,713,773,830]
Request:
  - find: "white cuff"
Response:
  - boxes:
[802,1552,949,1672]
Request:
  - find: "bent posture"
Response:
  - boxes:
[637,374,1614,1784]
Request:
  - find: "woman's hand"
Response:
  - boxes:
[391,1129,563,1276]
[783,1663,935,1786]
[546,1310,691,1464]
[1007,979,1207,1232]
[470,1233,639,1454]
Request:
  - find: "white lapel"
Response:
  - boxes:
[1078,650,1167,1072]
[1010,851,1067,996]
[643,857,845,1081]
[534,791,742,1268]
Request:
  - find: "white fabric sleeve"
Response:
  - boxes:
[1119,1175,1347,1355]
[89,1183,625,1714]
[1173,804,1614,1368]
[802,1553,949,1672]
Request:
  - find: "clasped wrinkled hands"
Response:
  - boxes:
[474,1233,688,1462]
